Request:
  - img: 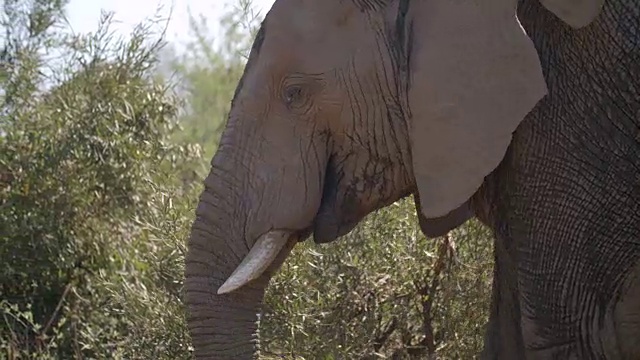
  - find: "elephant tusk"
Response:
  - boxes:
[217,230,290,294]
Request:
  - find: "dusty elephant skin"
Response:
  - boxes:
[184,0,640,359]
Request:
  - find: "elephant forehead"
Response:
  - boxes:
[261,1,374,68]
[269,0,360,31]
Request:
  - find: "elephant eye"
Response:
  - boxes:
[282,85,307,108]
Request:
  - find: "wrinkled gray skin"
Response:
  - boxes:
[480,1,640,358]
[184,0,640,359]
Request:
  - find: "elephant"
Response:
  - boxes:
[184,0,640,358]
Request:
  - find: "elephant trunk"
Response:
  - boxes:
[184,138,302,359]
[184,196,264,358]
[184,155,266,359]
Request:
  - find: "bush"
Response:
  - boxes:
[263,200,493,359]
[0,3,200,358]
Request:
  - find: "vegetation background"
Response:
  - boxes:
[0,0,494,358]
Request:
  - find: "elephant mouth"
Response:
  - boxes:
[313,209,358,244]
[312,155,360,244]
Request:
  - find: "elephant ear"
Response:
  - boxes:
[407,0,547,219]
[413,193,473,238]
[539,0,605,29]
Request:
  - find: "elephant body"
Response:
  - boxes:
[184,0,640,358]
[480,1,640,358]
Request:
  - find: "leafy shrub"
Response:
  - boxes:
[0,3,199,358]
[263,200,493,359]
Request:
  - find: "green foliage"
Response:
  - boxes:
[263,201,493,359]
[161,0,261,159]
[0,3,200,358]
[2,0,494,359]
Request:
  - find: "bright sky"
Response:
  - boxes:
[65,0,275,49]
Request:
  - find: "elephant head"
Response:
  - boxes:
[184,0,605,358]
